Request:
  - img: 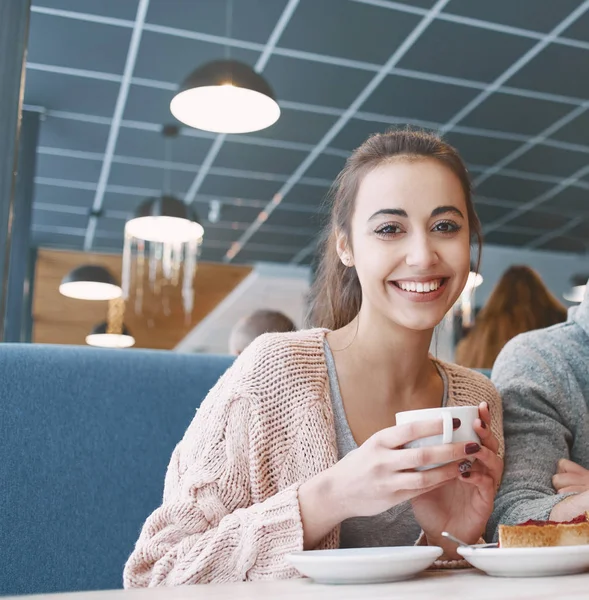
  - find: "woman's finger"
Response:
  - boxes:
[558,485,589,494]
[474,417,499,454]
[478,401,492,428]
[469,445,503,488]
[553,472,585,490]
[375,419,446,449]
[557,458,587,475]
[395,441,480,471]
[394,460,463,492]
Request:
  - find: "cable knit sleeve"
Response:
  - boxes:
[123,341,307,587]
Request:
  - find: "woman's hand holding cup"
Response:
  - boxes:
[298,413,487,550]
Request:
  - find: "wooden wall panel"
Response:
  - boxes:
[32,249,252,350]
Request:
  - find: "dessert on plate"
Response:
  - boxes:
[498,512,589,548]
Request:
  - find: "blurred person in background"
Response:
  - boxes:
[454,265,567,370]
[229,309,296,355]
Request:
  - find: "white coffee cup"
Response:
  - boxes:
[395,406,481,470]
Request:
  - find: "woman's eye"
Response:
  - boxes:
[375,223,403,236]
[433,220,461,234]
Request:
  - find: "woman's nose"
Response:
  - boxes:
[405,234,439,269]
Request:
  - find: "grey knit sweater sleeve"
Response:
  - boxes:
[487,333,576,541]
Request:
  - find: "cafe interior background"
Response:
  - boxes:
[6,0,589,597]
[3,0,589,358]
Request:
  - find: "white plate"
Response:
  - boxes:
[458,544,589,577]
[286,546,443,585]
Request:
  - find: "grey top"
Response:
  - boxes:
[324,339,449,548]
[488,298,589,541]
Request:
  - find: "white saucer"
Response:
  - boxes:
[286,546,443,584]
[458,544,589,577]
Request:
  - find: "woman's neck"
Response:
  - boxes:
[327,310,438,406]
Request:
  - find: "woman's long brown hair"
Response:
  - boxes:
[454,265,567,369]
[306,128,482,330]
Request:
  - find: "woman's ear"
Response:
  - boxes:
[336,232,354,267]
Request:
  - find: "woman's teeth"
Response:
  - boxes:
[396,280,442,293]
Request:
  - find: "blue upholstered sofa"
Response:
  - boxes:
[0,344,233,596]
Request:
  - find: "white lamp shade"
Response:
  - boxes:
[59,265,122,300]
[86,322,135,348]
[170,60,280,134]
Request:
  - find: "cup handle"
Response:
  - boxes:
[442,412,453,444]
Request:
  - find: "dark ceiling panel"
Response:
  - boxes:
[444,132,522,167]
[37,0,140,20]
[248,229,317,249]
[484,230,539,247]
[539,236,587,253]
[507,209,571,231]
[397,19,535,82]
[544,187,589,215]
[508,44,589,100]
[35,153,102,184]
[550,110,589,146]
[199,174,281,201]
[332,119,399,152]
[509,146,589,178]
[28,11,132,74]
[25,70,119,118]
[32,230,84,250]
[284,182,331,208]
[214,141,307,175]
[265,208,326,230]
[145,0,290,44]
[264,54,373,108]
[361,75,479,123]
[461,92,573,136]
[472,202,513,225]
[305,153,347,181]
[33,183,96,210]
[476,174,554,204]
[243,108,338,145]
[133,30,259,84]
[446,0,584,33]
[108,162,196,193]
[279,0,421,64]
[115,128,213,164]
[37,116,109,153]
[562,8,589,41]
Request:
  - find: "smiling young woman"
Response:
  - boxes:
[124,130,504,588]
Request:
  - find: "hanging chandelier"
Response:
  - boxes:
[121,125,204,322]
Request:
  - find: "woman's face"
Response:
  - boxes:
[340,158,471,332]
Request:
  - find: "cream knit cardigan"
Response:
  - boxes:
[124,328,503,587]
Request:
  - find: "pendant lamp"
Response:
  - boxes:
[86,322,135,348]
[563,274,589,303]
[59,265,122,301]
[122,125,203,321]
[86,297,135,348]
[170,59,280,134]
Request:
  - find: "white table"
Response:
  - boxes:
[7,571,589,600]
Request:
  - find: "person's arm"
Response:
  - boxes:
[487,338,576,541]
[123,345,313,587]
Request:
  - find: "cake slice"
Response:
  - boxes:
[498,512,589,548]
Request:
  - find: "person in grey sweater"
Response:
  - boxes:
[488,282,589,541]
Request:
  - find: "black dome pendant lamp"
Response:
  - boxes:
[170,0,280,134]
